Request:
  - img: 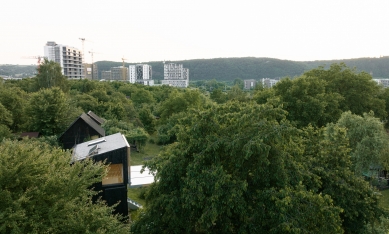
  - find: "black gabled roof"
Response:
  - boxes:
[87,111,105,125]
[79,113,105,136]
[58,113,105,140]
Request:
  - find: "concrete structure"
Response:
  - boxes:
[44,41,84,79]
[262,78,279,88]
[374,79,389,88]
[111,66,128,81]
[84,63,93,80]
[129,64,154,86]
[244,79,256,90]
[162,63,189,88]
[101,71,111,81]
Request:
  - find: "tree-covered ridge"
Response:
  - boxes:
[3,56,389,81]
[96,56,389,81]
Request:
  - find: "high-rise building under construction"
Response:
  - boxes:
[44,41,84,79]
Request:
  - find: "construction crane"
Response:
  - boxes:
[88,50,96,80]
[21,56,47,72]
[122,57,127,81]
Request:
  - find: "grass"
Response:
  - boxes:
[130,134,163,166]
[379,189,389,209]
[128,186,148,206]
[128,186,149,222]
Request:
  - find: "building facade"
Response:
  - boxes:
[72,133,130,217]
[101,71,111,81]
[244,79,256,90]
[129,64,153,85]
[111,66,128,81]
[262,78,279,88]
[44,41,84,79]
[374,79,389,88]
[162,63,189,88]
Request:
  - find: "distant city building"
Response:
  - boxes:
[374,79,389,88]
[111,66,128,81]
[44,41,84,79]
[93,63,98,80]
[129,64,153,86]
[262,78,279,88]
[244,79,256,90]
[101,71,111,81]
[84,64,93,80]
[162,63,189,88]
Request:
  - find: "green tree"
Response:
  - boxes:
[131,88,155,106]
[272,76,343,127]
[210,88,227,104]
[35,58,69,92]
[233,78,244,89]
[0,140,129,233]
[0,86,28,131]
[304,63,386,119]
[138,105,156,134]
[26,87,76,136]
[302,125,383,233]
[158,89,205,121]
[335,111,389,175]
[0,103,13,128]
[132,101,343,233]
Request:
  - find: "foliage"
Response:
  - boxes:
[0,86,28,131]
[210,88,228,104]
[103,119,148,151]
[0,125,12,142]
[272,76,344,127]
[334,111,389,175]
[158,89,206,121]
[226,85,248,102]
[302,125,384,233]
[131,101,344,233]
[138,105,156,134]
[0,103,13,127]
[26,87,79,136]
[0,140,129,233]
[304,63,386,119]
[35,58,69,92]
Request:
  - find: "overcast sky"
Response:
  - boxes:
[1,0,389,65]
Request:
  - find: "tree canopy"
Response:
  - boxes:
[132,101,382,233]
[0,140,129,233]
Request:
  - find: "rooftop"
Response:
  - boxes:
[72,133,129,162]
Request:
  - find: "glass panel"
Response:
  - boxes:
[102,164,123,185]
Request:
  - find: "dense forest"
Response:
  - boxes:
[2,56,389,81]
[2,60,389,233]
[96,56,389,81]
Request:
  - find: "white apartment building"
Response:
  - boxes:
[44,41,84,79]
[162,63,189,88]
[262,78,279,88]
[374,79,389,88]
[129,64,153,86]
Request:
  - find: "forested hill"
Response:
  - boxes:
[95,56,389,81]
[3,57,389,81]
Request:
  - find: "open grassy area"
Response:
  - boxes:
[379,189,389,209]
[130,133,163,166]
[130,142,163,165]
[128,186,148,206]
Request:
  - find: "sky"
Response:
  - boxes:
[1,0,389,65]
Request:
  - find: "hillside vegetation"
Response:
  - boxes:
[95,56,389,81]
[4,56,389,81]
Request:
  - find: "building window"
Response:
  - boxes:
[102,164,123,185]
